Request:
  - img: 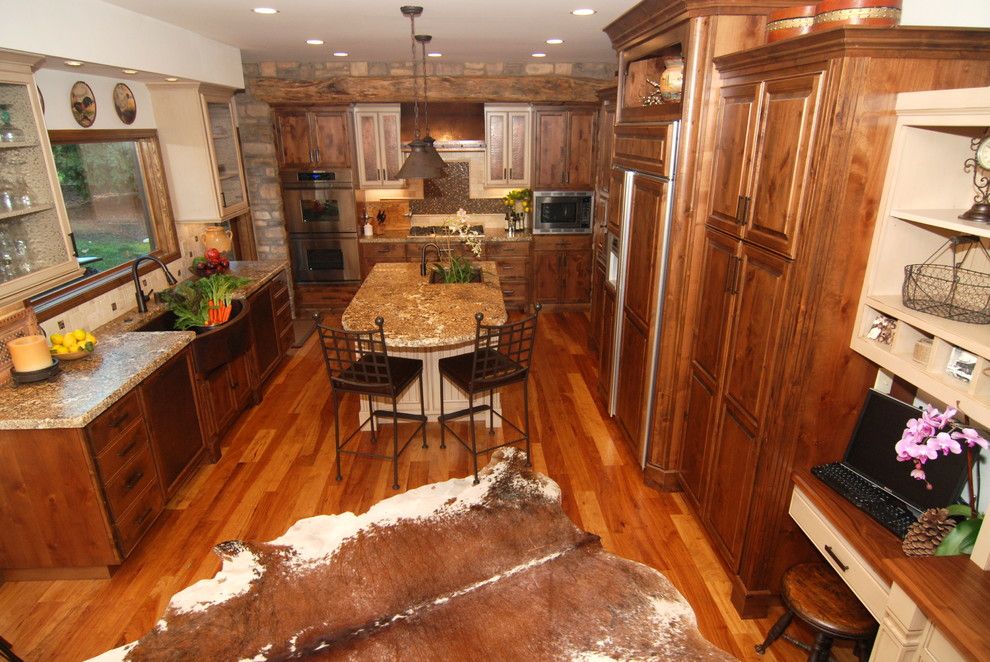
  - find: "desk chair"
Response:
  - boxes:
[314,315,427,490]
[438,305,541,484]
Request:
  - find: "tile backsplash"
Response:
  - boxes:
[410,161,504,215]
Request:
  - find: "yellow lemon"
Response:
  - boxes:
[50,333,64,346]
[54,345,69,355]
[73,329,86,341]
[85,333,97,345]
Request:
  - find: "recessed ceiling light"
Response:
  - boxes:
[427,52,442,57]
[571,8,596,16]
[64,60,83,67]
[332,52,349,57]
[252,7,278,14]
[306,39,324,45]
[531,52,547,58]
[546,38,564,45]
[165,77,179,82]
[122,69,138,74]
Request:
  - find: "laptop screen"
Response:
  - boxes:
[844,390,969,512]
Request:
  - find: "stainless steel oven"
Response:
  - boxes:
[289,236,361,282]
[532,190,593,234]
[281,169,360,282]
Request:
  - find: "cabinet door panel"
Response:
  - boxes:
[691,229,736,382]
[599,287,616,402]
[275,112,312,168]
[747,74,821,257]
[561,249,591,303]
[567,110,595,189]
[249,283,280,384]
[590,263,606,349]
[680,370,716,505]
[487,112,506,182]
[707,84,760,237]
[534,111,568,187]
[311,112,351,167]
[615,313,648,453]
[607,169,625,235]
[624,175,667,328]
[532,252,561,303]
[379,112,403,184]
[356,113,381,183]
[706,403,759,567]
[508,112,528,182]
[722,243,790,427]
[595,104,616,196]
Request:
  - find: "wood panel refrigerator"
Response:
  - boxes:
[607,121,679,467]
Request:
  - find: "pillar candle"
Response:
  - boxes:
[7,335,52,372]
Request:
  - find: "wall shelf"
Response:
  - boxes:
[0,202,52,222]
[0,140,35,149]
[891,209,990,239]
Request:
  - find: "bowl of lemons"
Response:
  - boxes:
[50,328,98,360]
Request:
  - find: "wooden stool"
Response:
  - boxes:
[755,563,877,661]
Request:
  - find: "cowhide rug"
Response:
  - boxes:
[92,448,733,661]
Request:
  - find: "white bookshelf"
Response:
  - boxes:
[852,86,990,569]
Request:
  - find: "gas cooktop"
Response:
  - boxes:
[408,225,485,236]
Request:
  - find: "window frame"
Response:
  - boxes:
[31,128,180,320]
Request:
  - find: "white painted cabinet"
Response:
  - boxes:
[484,104,531,187]
[352,104,404,189]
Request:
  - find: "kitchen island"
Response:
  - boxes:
[341,261,506,421]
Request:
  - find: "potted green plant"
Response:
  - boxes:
[430,208,484,284]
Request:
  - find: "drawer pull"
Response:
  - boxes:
[116,440,139,458]
[134,506,153,527]
[824,545,849,572]
[502,289,515,296]
[109,412,130,429]
[124,470,145,492]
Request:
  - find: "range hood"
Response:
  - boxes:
[402,139,485,152]
[400,102,486,151]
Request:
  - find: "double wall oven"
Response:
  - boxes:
[281,169,360,282]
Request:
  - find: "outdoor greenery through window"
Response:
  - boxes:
[51,141,156,274]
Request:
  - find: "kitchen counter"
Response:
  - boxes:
[359,228,532,244]
[342,262,507,348]
[0,260,288,430]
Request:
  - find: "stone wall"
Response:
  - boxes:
[234,59,617,260]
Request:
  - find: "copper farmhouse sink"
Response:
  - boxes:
[133,299,251,375]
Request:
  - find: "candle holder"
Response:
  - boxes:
[10,357,60,385]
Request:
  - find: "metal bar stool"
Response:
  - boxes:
[314,314,427,490]
[438,305,541,484]
[755,563,877,661]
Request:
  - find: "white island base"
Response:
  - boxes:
[359,340,502,428]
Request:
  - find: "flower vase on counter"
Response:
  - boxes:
[200,225,233,255]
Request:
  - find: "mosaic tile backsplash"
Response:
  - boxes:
[409,161,504,215]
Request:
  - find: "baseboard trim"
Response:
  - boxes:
[643,464,681,492]
[730,575,776,619]
[2,565,114,582]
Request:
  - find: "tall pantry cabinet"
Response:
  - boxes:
[679,29,990,617]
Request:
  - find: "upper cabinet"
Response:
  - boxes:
[594,88,617,198]
[352,104,404,189]
[484,104,531,187]
[274,108,351,169]
[0,52,80,306]
[532,106,596,190]
[148,83,248,222]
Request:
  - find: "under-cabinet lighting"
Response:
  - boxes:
[531,52,547,58]
[64,60,83,67]
[306,39,324,45]
[165,77,179,82]
[122,69,138,74]
[428,52,442,57]
[252,7,278,14]
[333,52,349,57]
[546,38,564,44]
[571,8,595,16]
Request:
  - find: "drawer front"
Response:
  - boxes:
[271,272,290,307]
[788,487,889,620]
[365,243,406,259]
[500,280,529,304]
[275,300,292,335]
[533,235,591,252]
[495,257,528,280]
[485,241,531,258]
[96,420,150,481]
[88,391,144,454]
[613,123,672,178]
[104,445,158,520]
[115,481,164,555]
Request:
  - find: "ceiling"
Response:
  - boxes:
[103,0,630,65]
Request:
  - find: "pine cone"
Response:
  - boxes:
[902,508,956,556]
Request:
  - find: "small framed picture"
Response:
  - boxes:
[946,347,978,383]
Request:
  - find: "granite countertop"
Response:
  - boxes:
[342,262,507,348]
[360,228,532,244]
[0,260,288,430]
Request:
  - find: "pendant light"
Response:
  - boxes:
[396,6,445,179]
[416,33,446,172]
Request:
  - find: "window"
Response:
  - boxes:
[31,129,178,316]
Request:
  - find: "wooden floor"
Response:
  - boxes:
[0,311,830,661]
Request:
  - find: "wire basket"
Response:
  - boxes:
[902,235,990,324]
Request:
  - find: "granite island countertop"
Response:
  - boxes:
[359,228,533,244]
[0,260,289,430]
[342,262,507,348]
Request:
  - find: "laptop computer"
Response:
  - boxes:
[811,389,970,538]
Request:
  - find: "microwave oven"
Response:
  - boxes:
[532,190,594,234]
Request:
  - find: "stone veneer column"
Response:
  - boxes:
[234,86,288,262]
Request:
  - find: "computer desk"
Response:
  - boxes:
[790,471,989,661]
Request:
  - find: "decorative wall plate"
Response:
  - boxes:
[112,83,136,125]
[70,81,96,127]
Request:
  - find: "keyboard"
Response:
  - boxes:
[811,463,918,539]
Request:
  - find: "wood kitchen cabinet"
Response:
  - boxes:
[669,28,990,616]
[0,346,204,577]
[353,104,404,189]
[249,269,293,385]
[532,234,592,304]
[532,106,596,190]
[148,83,249,222]
[274,107,351,169]
[484,240,531,310]
[484,104,531,187]
[594,88,617,198]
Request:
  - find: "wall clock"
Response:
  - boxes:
[960,130,990,223]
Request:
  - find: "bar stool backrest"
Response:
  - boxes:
[314,314,393,390]
[470,304,541,390]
